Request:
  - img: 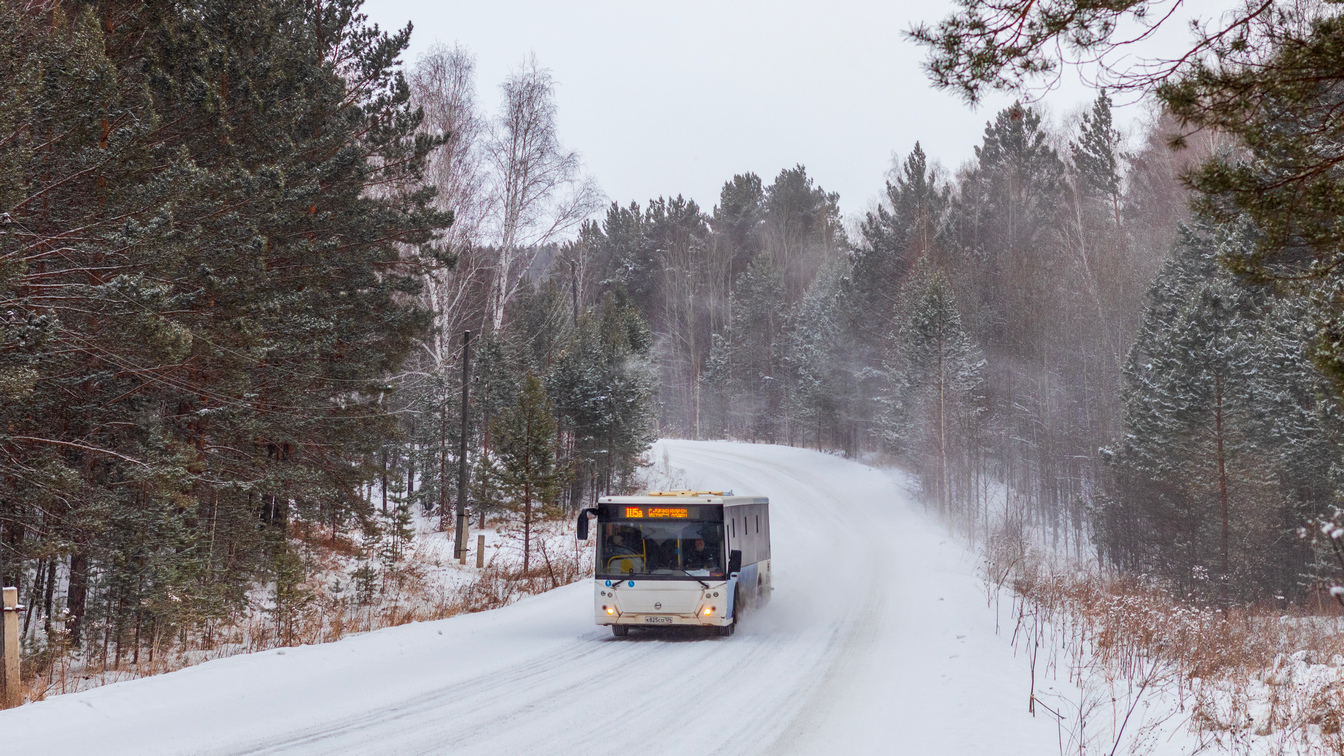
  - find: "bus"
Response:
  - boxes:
[576,491,770,637]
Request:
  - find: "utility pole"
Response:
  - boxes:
[455,331,471,562]
[0,530,11,706]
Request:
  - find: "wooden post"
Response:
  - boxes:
[2,586,21,708]
[476,535,486,569]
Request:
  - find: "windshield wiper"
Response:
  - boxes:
[677,569,710,588]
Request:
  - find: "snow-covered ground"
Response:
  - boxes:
[0,440,1072,755]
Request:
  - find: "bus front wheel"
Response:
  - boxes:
[612,624,629,637]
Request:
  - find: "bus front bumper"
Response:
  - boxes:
[599,612,730,627]
[596,579,732,627]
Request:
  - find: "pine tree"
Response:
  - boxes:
[587,202,656,304]
[784,263,858,452]
[643,196,714,436]
[493,373,566,573]
[0,0,451,651]
[1070,91,1125,225]
[855,143,949,335]
[710,173,765,280]
[947,103,1066,351]
[937,102,1094,549]
[760,166,847,303]
[550,290,656,503]
[702,255,788,441]
[885,267,984,521]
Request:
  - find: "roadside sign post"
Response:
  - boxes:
[2,586,21,708]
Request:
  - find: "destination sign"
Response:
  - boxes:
[622,506,690,519]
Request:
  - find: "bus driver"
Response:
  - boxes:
[684,538,716,570]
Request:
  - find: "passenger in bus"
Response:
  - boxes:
[684,538,717,570]
[605,528,637,556]
[604,527,647,574]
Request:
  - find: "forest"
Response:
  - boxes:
[2,0,1344,683]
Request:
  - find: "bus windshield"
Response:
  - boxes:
[598,520,725,577]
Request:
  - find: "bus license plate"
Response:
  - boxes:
[643,616,672,624]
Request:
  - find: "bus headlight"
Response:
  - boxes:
[604,606,615,615]
[703,606,715,616]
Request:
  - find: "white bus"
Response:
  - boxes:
[576,491,771,637]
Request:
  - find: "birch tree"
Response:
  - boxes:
[484,55,602,332]
[408,44,493,347]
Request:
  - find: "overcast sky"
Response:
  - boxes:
[363,0,1205,222]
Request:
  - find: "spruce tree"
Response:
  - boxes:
[1102,220,1331,603]
[1251,296,1341,596]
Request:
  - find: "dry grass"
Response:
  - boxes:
[984,531,1344,755]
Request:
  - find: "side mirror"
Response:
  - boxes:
[576,508,597,541]
[727,549,742,575]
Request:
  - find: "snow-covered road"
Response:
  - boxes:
[1,441,1066,755]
